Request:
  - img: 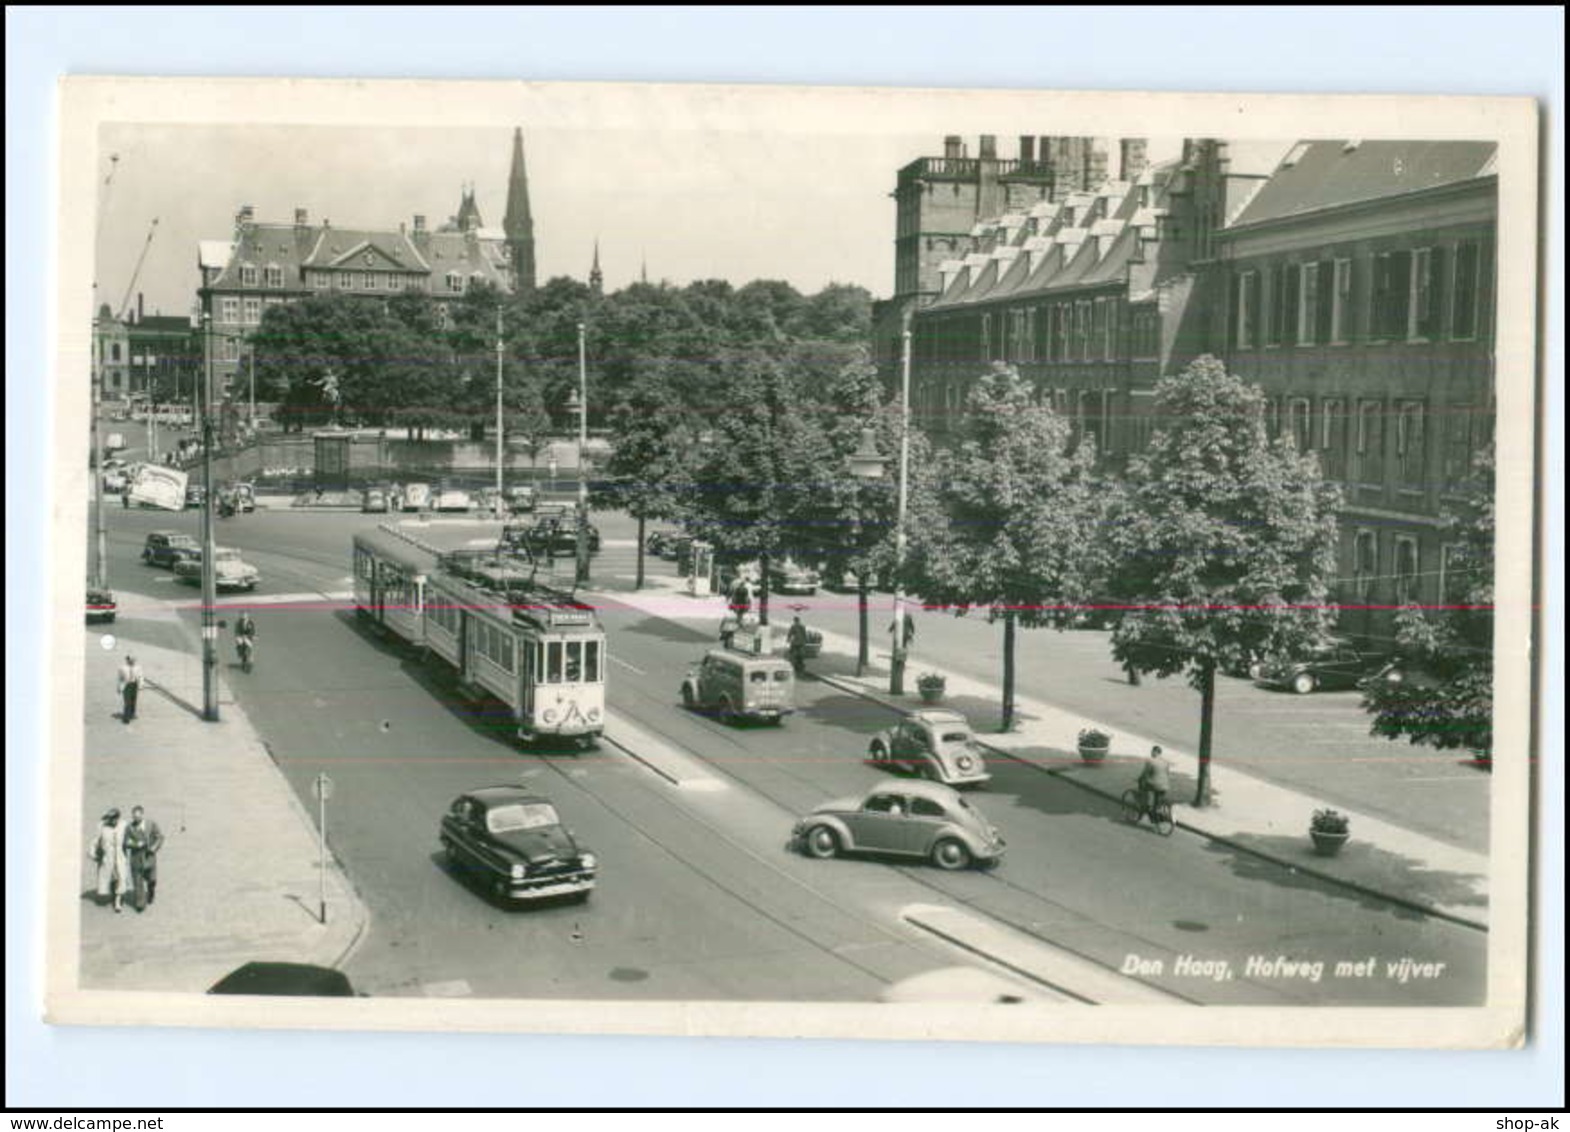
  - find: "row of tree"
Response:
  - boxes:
[599,349,1495,806]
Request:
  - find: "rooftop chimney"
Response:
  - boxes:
[294,207,309,227]
[1119,138,1149,183]
[237,204,255,225]
[943,135,962,160]
[1019,136,1036,163]
[978,134,998,160]
[413,214,426,234]
[1085,139,1109,189]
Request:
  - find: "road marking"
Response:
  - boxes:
[608,655,646,675]
[420,979,473,997]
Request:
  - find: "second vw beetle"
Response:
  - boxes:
[868,708,990,787]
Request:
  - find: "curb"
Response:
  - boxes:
[814,671,1488,933]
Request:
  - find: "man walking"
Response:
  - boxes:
[786,615,809,676]
[123,805,164,912]
[117,654,143,723]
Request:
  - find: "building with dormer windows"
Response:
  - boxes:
[196,128,535,397]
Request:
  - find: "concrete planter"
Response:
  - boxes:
[1310,830,1350,857]
[1077,741,1110,764]
[917,685,945,705]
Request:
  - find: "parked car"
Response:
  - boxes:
[401,482,431,512]
[86,586,117,624]
[439,787,597,905]
[361,487,390,513]
[769,557,820,595]
[174,546,261,592]
[791,779,1005,871]
[231,482,256,513]
[142,530,199,568]
[1252,638,1384,694]
[681,648,795,725]
[208,962,356,997]
[646,529,681,558]
[507,484,539,513]
[434,484,473,513]
[474,487,503,514]
[184,485,207,509]
[101,468,129,494]
[868,708,991,787]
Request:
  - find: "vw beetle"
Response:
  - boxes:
[867,708,990,787]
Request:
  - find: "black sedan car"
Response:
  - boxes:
[1253,639,1384,694]
[439,787,597,905]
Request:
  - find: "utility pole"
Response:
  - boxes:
[495,306,505,518]
[575,321,590,586]
[890,317,913,697]
[249,343,256,433]
[200,311,219,722]
[91,310,108,591]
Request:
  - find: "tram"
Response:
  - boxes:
[352,523,606,747]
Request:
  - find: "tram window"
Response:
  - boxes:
[585,640,600,683]
[565,641,582,683]
[547,641,563,683]
[500,635,513,672]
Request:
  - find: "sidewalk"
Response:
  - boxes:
[595,577,1490,930]
[79,629,368,993]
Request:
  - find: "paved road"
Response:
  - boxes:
[87,504,1485,1005]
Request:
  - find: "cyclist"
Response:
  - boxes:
[1137,745,1172,819]
[234,611,257,669]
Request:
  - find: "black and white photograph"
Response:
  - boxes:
[34,70,1544,1067]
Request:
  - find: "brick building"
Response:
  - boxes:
[196,127,536,397]
[1212,140,1497,646]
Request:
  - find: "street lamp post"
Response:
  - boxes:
[889,318,913,696]
[200,311,220,722]
[848,427,887,678]
[574,321,590,586]
[249,343,256,434]
[494,307,505,518]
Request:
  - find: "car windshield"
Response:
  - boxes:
[485,802,559,835]
[215,549,241,562]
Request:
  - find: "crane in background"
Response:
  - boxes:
[116,216,160,321]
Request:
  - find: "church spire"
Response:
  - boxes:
[502,127,536,292]
[589,239,603,296]
[640,252,648,285]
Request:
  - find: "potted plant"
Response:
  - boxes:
[1076,726,1112,763]
[916,672,946,704]
[1309,808,1351,856]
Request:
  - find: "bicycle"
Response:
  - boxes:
[1119,787,1175,836]
[236,634,255,674]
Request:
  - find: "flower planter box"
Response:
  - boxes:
[1077,742,1110,763]
[918,686,944,705]
[1310,830,1350,857]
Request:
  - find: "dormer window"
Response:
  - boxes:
[239,264,258,287]
[264,264,284,288]
[447,272,463,293]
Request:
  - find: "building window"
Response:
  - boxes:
[1355,400,1384,485]
[1076,300,1091,361]
[1439,543,1470,605]
[1056,305,1071,361]
[265,265,283,288]
[239,264,258,287]
[1297,263,1320,346]
[1101,298,1117,361]
[1287,397,1312,453]
[979,313,992,361]
[1372,250,1412,339]
[1441,404,1475,492]
[1235,271,1258,349]
[312,271,329,289]
[1319,399,1349,478]
[1408,247,1444,340]
[266,296,285,308]
[1397,401,1426,487]
[242,297,261,326]
[1393,537,1420,604]
[1451,240,1481,340]
[1331,258,1352,344]
[1353,529,1378,601]
[220,297,240,325]
[446,272,464,294]
[336,272,351,290]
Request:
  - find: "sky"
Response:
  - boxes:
[92,123,1279,322]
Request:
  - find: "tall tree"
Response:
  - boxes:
[593,367,697,589]
[1360,446,1494,761]
[1108,355,1341,806]
[904,363,1102,731]
[680,348,830,626]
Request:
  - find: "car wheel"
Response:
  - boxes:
[931,838,973,871]
[869,742,887,764]
[803,826,840,859]
[681,684,696,709]
[1291,671,1317,695]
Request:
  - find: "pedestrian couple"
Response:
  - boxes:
[89,805,163,914]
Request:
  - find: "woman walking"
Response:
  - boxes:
[89,807,130,913]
